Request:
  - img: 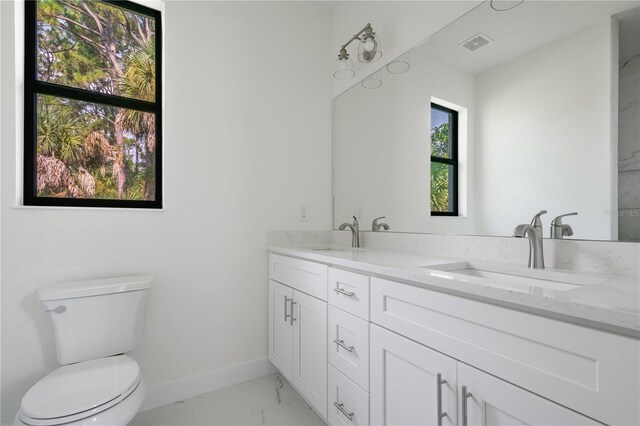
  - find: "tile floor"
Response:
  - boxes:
[130,374,325,426]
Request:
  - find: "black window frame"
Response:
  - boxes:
[24,0,163,209]
[430,103,459,217]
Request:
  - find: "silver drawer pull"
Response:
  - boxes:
[334,287,355,297]
[333,402,354,421]
[462,385,473,426]
[290,300,296,325]
[436,373,448,426]
[333,339,354,352]
[284,295,291,322]
[46,306,66,314]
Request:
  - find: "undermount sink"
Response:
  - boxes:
[311,248,346,252]
[424,261,607,294]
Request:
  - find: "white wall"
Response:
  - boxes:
[331,1,482,97]
[475,18,616,239]
[0,1,333,420]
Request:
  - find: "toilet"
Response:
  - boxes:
[15,275,153,426]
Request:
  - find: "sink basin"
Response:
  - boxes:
[424,261,607,294]
[311,248,346,252]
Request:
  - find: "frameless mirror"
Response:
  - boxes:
[333,1,640,242]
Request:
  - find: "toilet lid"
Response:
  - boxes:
[21,355,140,420]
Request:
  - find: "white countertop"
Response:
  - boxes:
[267,245,640,338]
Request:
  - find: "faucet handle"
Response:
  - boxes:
[551,212,577,226]
[372,216,386,231]
[530,210,547,227]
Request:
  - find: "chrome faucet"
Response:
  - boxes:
[513,210,547,269]
[372,216,390,231]
[339,216,360,248]
[550,212,577,239]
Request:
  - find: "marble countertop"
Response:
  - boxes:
[267,244,640,338]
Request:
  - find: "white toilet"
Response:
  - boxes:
[15,275,153,426]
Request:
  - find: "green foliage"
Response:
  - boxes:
[430,122,451,212]
[430,162,450,212]
[37,100,83,163]
[431,122,450,158]
[34,0,157,201]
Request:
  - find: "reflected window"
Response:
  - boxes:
[24,0,162,208]
[430,103,458,216]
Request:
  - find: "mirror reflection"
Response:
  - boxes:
[333,1,640,241]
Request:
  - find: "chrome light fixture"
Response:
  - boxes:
[334,23,382,80]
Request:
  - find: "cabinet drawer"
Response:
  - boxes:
[269,254,328,301]
[371,277,640,426]
[328,306,369,391]
[328,365,369,426]
[328,268,369,320]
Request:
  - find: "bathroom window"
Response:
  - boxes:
[24,0,162,208]
[430,103,458,216]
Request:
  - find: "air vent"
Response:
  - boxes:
[460,33,493,52]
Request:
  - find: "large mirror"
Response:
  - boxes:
[334,1,640,241]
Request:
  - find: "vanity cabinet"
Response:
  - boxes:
[268,253,639,426]
[268,255,328,420]
[370,324,600,426]
[370,277,639,425]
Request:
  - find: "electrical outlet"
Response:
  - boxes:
[300,205,309,222]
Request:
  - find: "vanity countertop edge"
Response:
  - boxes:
[266,245,640,339]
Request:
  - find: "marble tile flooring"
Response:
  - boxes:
[130,374,325,426]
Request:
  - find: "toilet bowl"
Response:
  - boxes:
[15,356,145,426]
[15,276,153,426]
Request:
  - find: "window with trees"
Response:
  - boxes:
[25,0,162,208]
[430,103,458,216]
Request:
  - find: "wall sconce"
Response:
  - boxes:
[333,23,382,80]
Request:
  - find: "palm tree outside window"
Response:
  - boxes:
[24,0,162,208]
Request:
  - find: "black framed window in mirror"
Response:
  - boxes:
[430,103,458,216]
[24,0,162,208]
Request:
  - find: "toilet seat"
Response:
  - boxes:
[19,355,141,426]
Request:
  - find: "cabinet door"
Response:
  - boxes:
[268,280,293,379]
[457,363,602,426]
[292,290,328,419]
[370,324,457,426]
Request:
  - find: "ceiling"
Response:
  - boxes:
[416,0,640,75]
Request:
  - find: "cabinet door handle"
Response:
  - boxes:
[284,296,291,322]
[334,287,355,297]
[333,402,354,421]
[333,338,354,352]
[461,385,473,426]
[436,373,448,426]
[290,299,296,325]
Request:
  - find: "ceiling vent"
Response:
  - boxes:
[460,33,493,52]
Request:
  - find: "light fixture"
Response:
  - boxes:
[386,60,410,74]
[362,70,382,89]
[333,23,382,80]
[334,48,355,80]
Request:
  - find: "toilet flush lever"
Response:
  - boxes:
[46,306,66,314]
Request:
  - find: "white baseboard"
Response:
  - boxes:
[139,357,276,412]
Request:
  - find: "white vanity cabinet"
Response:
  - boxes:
[267,252,639,426]
[268,254,328,420]
[370,324,601,426]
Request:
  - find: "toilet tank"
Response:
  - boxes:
[38,275,153,365]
